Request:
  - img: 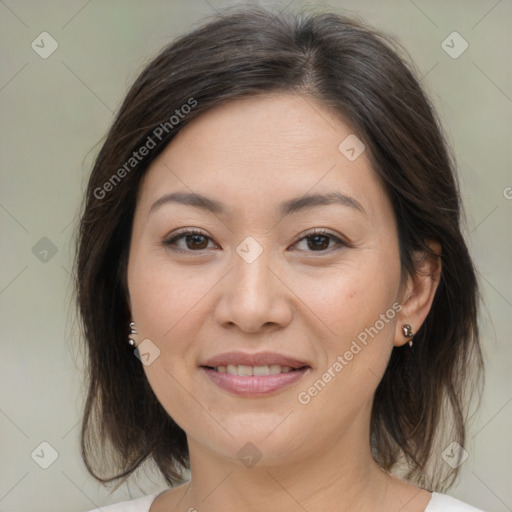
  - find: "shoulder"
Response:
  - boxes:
[84,491,162,512]
[425,492,486,512]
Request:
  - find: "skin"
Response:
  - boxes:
[126,92,441,512]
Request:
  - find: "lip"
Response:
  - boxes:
[200,351,311,397]
[201,351,310,369]
[201,366,310,397]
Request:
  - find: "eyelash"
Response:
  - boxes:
[162,228,350,255]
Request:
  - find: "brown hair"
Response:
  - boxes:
[74,4,484,493]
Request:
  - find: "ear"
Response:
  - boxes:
[394,239,442,347]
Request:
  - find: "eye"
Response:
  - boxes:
[291,228,350,253]
[163,229,217,253]
[162,228,350,254]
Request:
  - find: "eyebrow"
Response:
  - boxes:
[149,191,366,218]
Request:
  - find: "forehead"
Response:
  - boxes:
[137,92,389,222]
[164,92,354,164]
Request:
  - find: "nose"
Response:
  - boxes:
[214,244,293,334]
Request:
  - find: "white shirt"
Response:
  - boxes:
[85,490,486,511]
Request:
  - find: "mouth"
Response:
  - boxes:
[199,351,312,396]
[200,363,311,397]
[202,364,309,376]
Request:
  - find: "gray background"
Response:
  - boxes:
[0,1,511,511]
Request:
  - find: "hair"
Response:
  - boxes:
[74,4,484,494]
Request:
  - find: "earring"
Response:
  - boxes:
[401,324,414,347]
[128,321,137,347]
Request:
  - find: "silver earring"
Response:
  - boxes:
[128,321,137,347]
[401,324,414,347]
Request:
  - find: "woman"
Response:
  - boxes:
[76,5,485,511]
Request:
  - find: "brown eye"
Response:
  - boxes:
[292,229,349,253]
[304,234,331,251]
[163,229,216,252]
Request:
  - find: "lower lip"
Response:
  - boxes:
[201,367,310,397]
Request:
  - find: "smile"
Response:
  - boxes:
[209,364,301,375]
[201,365,310,396]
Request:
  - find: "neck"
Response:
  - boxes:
[180,420,392,512]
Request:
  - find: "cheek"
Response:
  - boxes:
[300,259,400,412]
[129,256,209,427]
[129,249,205,341]
[304,257,400,339]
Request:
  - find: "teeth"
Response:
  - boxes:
[238,365,253,376]
[253,365,270,376]
[215,364,296,376]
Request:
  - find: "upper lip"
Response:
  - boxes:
[201,351,311,369]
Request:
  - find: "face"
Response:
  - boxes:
[127,93,407,467]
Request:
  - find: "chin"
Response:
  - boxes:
[200,416,308,464]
